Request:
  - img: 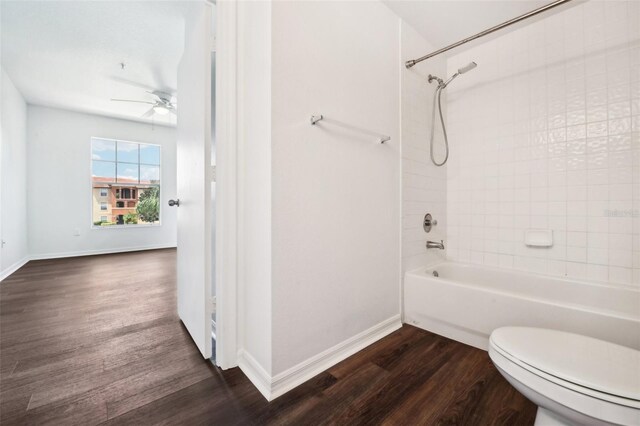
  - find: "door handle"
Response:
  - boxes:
[168,199,180,207]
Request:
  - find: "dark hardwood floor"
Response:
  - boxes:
[0,249,536,425]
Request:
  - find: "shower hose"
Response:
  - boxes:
[430,85,449,167]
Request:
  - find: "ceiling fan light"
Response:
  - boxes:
[154,105,170,115]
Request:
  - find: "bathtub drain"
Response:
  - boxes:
[432,270,439,277]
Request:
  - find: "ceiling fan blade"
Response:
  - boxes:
[147,90,174,102]
[142,107,155,118]
[110,98,155,105]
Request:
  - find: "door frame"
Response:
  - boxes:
[214,0,238,369]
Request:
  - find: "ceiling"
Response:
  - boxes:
[383,0,564,54]
[1,1,200,127]
[2,0,571,126]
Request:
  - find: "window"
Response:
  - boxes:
[91,138,161,227]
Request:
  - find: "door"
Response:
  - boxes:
[175,2,213,358]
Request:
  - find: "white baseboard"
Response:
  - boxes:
[238,314,402,401]
[0,255,30,282]
[237,349,273,400]
[29,244,176,261]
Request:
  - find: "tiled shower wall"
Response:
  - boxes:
[401,23,448,272]
[446,1,639,286]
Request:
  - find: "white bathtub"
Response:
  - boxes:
[404,262,640,351]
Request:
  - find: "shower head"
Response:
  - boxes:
[458,62,477,74]
[442,61,478,88]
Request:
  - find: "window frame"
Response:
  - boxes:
[90,137,162,229]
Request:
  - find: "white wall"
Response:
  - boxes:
[401,23,448,274]
[234,1,405,395]
[27,106,177,258]
[1,69,29,279]
[446,0,640,286]
[237,0,273,375]
[270,0,401,376]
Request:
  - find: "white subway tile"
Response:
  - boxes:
[587,264,608,282]
[588,247,609,265]
[567,246,587,262]
[588,232,609,248]
[567,231,587,247]
[609,266,632,284]
[440,4,639,287]
[609,249,633,268]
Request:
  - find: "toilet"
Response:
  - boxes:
[489,327,640,426]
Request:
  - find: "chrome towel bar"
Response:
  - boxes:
[309,114,391,144]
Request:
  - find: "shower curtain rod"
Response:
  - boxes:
[405,0,574,68]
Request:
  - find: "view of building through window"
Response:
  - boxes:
[91,137,161,226]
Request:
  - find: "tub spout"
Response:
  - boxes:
[426,240,445,250]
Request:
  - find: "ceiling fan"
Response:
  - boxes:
[110,90,176,117]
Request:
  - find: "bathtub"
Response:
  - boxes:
[404,262,640,351]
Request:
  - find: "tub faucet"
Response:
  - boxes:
[426,240,445,250]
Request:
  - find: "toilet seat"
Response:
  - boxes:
[491,330,640,409]
[489,327,640,426]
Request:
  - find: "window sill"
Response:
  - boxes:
[91,223,162,230]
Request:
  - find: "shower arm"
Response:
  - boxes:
[405,0,574,68]
[443,73,459,88]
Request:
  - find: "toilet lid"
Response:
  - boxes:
[490,327,640,402]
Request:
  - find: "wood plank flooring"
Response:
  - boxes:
[0,249,536,425]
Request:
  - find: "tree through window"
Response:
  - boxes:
[91,137,161,226]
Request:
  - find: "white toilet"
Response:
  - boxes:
[489,327,640,426]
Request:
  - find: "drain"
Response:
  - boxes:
[432,270,439,277]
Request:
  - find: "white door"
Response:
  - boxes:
[175,2,212,358]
